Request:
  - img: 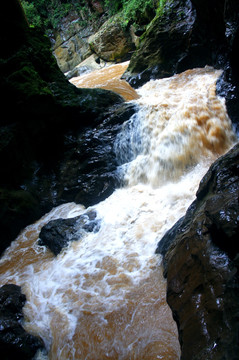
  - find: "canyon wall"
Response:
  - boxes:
[0,0,125,254]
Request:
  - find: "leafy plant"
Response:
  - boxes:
[101,0,159,29]
[122,0,157,27]
[21,0,43,28]
[156,0,170,15]
[20,0,167,32]
[20,0,91,30]
[103,0,124,15]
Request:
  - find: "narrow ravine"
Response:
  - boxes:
[0,65,237,359]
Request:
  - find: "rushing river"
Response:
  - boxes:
[70,61,139,101]
[0,64,237,359]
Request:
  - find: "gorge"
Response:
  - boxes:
[0,1,239,359]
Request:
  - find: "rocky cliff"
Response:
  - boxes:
[124,0,239,130]
[0,0,126,254]
[51,1,157,77]
[53,12,136,75]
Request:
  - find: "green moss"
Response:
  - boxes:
[9,65,51,99]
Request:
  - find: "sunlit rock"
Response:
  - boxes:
[88,14,134,62]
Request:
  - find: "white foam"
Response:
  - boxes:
[0,67,237,359]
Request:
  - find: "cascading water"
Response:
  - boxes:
[0,66,237,360]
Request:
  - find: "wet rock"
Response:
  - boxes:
[156,143,239,360]
[0,0,124,254]
[124,0,239,102]
[216,0,239,130]
[123,0,197,86]
[39,210,100,255]
[27,102,137,210]
[0,284,45,360]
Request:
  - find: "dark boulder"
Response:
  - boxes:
[23,102,136,212]
[53,103,137,207]
[156,142,239,360]
[39,210,100,255]
[0,284,45,360]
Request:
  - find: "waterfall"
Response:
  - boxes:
[0,66,237,360]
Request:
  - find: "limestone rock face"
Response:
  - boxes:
[65,54,110,80]
[88,15,134,62]
[52,12,135,73]
[54,34,92,73]
[53,24,94,73]
[156,143,239,360]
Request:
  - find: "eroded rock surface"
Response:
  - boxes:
[0,284,45,359]
[156,143,239,360]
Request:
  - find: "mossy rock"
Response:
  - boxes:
[123,0,196,85]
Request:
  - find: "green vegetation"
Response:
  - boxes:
[20,0,91,30]
[120,0,158,28]
[20,0,168,31]
[21,1,42,27]
[157,0,168,14]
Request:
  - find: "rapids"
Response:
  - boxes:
[0,65,237,360]
[70,61,139,101]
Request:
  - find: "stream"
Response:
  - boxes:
[0,64,237,359]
